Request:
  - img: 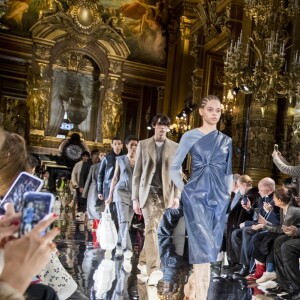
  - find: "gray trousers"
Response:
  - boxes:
[115,201,134,252]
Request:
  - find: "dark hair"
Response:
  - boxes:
[245,187,260,205]
[283,178,293,186]
[112,137,122,143]
[282,178,295,191]
[91,149,99,156]
[275,187,300,207]
[69,133,81,144]
[81,151,90,157]
[151,114,170,127]
[199,95,221,108]
[124,135,139,145]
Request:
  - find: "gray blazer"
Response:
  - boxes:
[132,137,180,209]
[264,202,300,233]
[273,155,300,195]
[113,155,133,205]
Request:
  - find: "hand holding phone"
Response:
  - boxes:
[0,172,43,214]
[20,192,54,237]
[274,144,279,151]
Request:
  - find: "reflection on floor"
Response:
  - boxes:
[54,210,278,300]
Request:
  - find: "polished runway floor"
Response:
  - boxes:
[54,209,279,300]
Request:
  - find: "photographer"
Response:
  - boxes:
[0,128,59,299]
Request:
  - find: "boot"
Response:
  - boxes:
[247,264,266,281]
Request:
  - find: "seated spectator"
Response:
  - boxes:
[226,175,254,268]
[272,225,300,300]
[233,177,280,278]
[250,187,300,286]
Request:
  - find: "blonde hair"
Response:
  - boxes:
[199,95,221,108]
[0,128,28,197]
[238,175,252,187]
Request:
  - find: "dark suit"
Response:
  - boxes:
[274,227,300,293]
[97,151,123,223]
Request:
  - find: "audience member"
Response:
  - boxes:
[272,225,300,300]
[233,177,279,278]
[250,187,300,285]
[272,149,300,196]
[226,175,253,267]
[0,128,59,299]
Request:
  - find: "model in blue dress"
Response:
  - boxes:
[170,95,232,300]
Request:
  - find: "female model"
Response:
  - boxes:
[105,135,139,266]
[170,95,232,300]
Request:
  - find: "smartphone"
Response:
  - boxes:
[254,208,260,215]
[274,144,278,151]
[0,172,43,214]
[241,196,247,205]
[19,191,54,236]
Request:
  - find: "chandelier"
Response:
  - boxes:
[224,0,300,110]
[169,99,197,140]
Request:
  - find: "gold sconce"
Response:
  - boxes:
[169,99,196,140]
[223,89,236,114]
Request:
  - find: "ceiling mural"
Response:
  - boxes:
[0,0,168,66]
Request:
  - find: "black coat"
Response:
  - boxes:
[226,195,254,262]
[96,151,123,198]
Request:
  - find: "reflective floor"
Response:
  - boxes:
[54,209,279,300]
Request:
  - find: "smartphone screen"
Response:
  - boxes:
[0,172,43,214]
[274,144,278,151]
[20,191,54,236]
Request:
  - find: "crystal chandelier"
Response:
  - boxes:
[224,0,300,110]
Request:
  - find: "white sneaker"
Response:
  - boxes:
[137,273,149,283]
[146,286,160,300]
[137,264,147,276]
[80,212,86,222]
[123,259,132,273]
[148,270,163,286]
[258,280,277,289]
[256,271,277,284]
[115,248,123,257]
[123,250,133,259]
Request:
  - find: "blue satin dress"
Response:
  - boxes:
[170,129,232,264]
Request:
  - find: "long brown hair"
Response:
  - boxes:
[274,187,300,207]
[0,128,28,197]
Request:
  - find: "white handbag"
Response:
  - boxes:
[97,205,118,250]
